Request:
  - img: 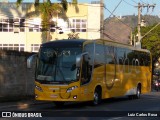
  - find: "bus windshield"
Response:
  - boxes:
[36,47,82,84]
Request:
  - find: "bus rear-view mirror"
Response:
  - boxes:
[76,52,88,68]
[27,54,37,68]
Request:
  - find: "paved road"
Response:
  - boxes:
[0,91,160,120]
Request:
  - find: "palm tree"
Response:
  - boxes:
[16,0,78,42]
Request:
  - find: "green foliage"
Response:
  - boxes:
[16,0,78,42]
[140,24,160,60]
[16,0,69,30]
[16,0,23,7]
[61,0,68,11]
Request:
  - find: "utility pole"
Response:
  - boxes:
[137,3,141,44]
[135,3,156,49]
[100,0,104,39]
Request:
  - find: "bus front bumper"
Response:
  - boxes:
[35,90,81,102]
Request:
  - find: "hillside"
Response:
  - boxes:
[103,15,160,44]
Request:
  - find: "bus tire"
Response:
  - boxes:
[128,95,134,100]
[135,85,141,99]
[156,88,158,91]
[92,88,101,106]
[54,102,65,107]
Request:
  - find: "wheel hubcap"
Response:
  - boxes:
[94,92,98,104]
[137,88,140,98]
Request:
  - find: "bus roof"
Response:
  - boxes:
[97,39,150,53]
[41,39,87,48]
[41,39,150,53]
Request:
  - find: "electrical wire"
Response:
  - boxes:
[131,0,138,4]
[104,7,133,31]
[122,0,135,7]
[107,0,123,18]
[103,32,120,41]
[140,0,146,4]
[102,0,133,41]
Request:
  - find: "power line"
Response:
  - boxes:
[131,0,138,4]
[104,0,132,31]
[141,22,160,40]
[103,32,120,41]
[134,2,156,49]
[122,0,135,7]
[107,0,123,18]
[104,7,133,30]
[139,0,146,4]
[103,0,133,42]
[102,0,131,41]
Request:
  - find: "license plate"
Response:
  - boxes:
[50,94,58,98]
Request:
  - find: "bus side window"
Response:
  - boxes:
[81,55,91,85]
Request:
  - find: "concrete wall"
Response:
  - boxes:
[0,50,35,97]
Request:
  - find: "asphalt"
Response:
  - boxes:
[0,99,49,109]
[0,88,157,109]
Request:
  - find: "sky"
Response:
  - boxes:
[7,0,160,18]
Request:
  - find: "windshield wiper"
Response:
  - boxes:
[68,79,78,83]
[36,79,51,84]
[36,79,66,84]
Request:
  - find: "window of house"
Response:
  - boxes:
[0,18,25,32]
[0,44,25,51]
[29,25,41,32]
[31,44,41,52]
[50,24,56,32]
[19,19,25,32]
[69,19,87,32]
[9,24,13,32]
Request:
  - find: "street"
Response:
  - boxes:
[0,91,160,120]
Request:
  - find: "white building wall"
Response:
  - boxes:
[87,4,101,39]
[0,3,101,52]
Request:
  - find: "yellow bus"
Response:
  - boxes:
[27,39,152,106]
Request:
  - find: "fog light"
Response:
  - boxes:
[73,95,77,99]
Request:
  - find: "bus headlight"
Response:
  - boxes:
[35,85,43,92]
[66,86,78,93]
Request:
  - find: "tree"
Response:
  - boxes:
[136,24,160,61]
[16,0,78,42]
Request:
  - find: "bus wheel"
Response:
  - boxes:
[92,88,101,106]
[156,87,159,91]
[54,102,65,107]
[128,95,134,100]
[135,85,141,99]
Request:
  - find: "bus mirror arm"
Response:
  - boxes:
[27,54,37,68]
[76,52,88,68]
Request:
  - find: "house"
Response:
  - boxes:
[0,2,101,52]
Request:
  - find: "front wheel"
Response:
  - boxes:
[134,86,141,99]
[92,88,101,106]
[156,87,159,91]
[155,86,159,91]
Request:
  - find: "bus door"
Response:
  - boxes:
[105,45,121,96]
[80,43,94,101]
[80,55,92,101]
